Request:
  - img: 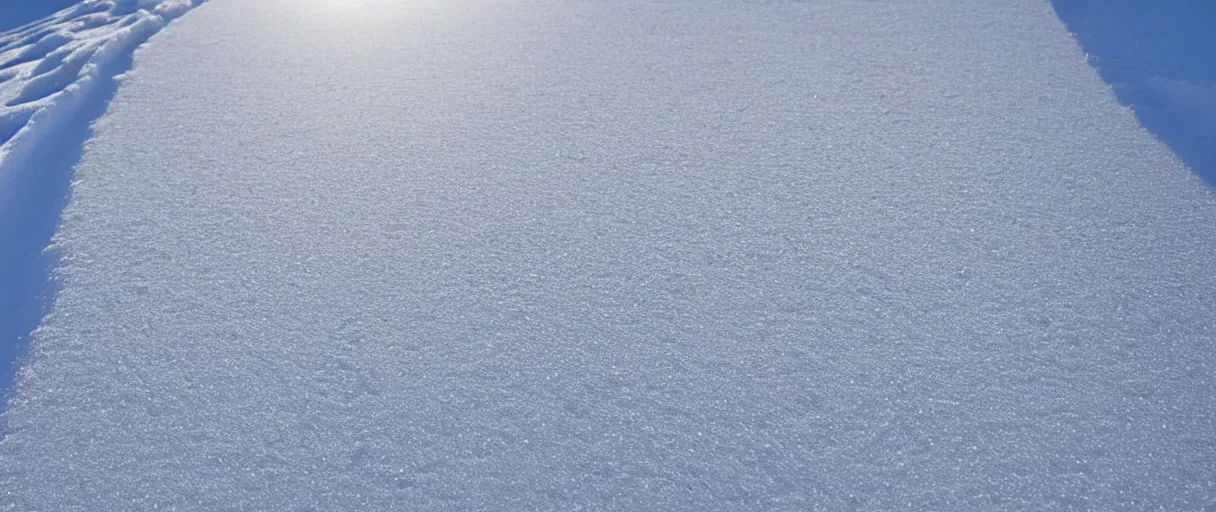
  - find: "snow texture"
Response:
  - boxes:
[3,0,1216,510]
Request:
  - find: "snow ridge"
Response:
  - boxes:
[0,0,205,418]
[0,0,203,178]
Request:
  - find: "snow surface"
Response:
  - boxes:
[3,0,1216,510]
[0,0,206,426]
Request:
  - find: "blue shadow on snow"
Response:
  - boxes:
[0,0,82,34]
[1052,0,1216,187]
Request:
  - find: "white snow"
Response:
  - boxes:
[2,0,1216,510]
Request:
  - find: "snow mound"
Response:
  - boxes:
[0,0,202,178]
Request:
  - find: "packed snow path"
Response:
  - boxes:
[4,0,1216,509]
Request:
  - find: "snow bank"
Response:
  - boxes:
[0,0,205,429]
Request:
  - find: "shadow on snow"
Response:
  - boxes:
[1053,0,1216,187]
[0,1,82,34]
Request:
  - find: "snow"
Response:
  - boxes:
[1054,0,1216,186]
[2,0,1216,510]
[0,0,201,171]
[0,0,205,426]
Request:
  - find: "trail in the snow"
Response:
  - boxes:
[2,0,1216,510]
[0,0,205,417]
